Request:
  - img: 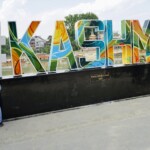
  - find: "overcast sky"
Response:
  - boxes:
[0,0,149,38]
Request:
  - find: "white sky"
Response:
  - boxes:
[0,0,149,39]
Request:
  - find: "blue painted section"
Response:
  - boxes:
[51,41,72,59]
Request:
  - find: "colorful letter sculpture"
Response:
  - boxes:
[132,20,150,63]
[75,20,106,68]
[49,21,77,71]
[0,19,149,77]
[8,21,45,76]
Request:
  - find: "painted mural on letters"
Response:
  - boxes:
[8,21,45,76]
[49,21,77,71]
[0,19,149,77]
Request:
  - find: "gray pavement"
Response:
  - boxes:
[0,96,150,150]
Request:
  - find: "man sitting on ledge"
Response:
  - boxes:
[0,106,3,127]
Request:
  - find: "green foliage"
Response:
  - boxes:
[39,45,51,54]
[65,12,98,51]
[2,37,10,55]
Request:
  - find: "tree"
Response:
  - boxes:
[2,37,10,55]
[65,12,98,51]
[39,45,51,54]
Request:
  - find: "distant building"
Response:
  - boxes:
[45,35,52,47]
[113,32,121,39]
[114,46,122,65]
[98,31,104,40]
[88,28,104,40]
[89,29,97,40]
[30,36,49,53]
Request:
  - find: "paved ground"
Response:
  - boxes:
[0,96,150,150]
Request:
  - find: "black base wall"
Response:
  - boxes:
[1,64,150,119]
